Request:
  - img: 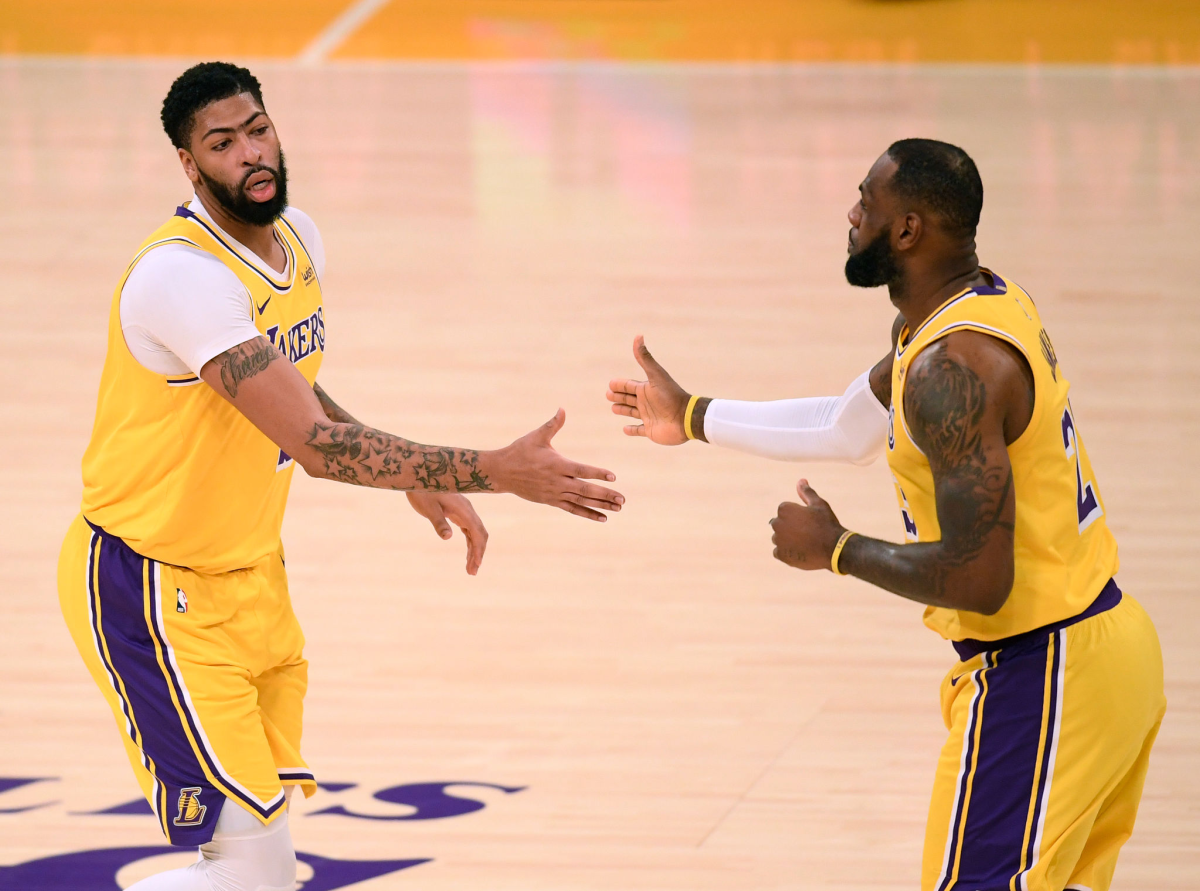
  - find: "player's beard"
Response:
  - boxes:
[844,228,900,288]
[197,151,289,227]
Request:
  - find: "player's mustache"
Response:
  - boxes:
[239,164,279,189]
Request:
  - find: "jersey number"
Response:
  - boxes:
[1061,404,1102,532]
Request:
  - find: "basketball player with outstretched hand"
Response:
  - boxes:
[57,62,623,891]
[608,140,1164,891]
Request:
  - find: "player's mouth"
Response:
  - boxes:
[847,228,857,253]
[245,170,277,202]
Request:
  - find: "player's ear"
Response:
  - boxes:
[896,212,923,251]
[178,147,201,185]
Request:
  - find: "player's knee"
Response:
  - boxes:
[201,804,296,891]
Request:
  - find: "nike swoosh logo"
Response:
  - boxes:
[950,674,964,686]
[256,297,271,315]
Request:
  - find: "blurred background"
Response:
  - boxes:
[3,0,1200,64]
[1,2,1197,890]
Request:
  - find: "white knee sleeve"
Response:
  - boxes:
[199,800,296,891]
[125,791,297,891]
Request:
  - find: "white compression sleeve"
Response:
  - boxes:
[702,370,889,465]
[125,791,297,891]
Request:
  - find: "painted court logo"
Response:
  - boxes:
[173,788,206,827]
[0,777,518,888]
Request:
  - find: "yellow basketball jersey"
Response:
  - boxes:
[81,203,325,573]
[886,270,1118,642]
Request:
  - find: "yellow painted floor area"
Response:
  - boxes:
[2,0,1199,64]
[0,0,357,57]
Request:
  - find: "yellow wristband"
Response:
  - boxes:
[683,394,701,441]
[830,530,856,575]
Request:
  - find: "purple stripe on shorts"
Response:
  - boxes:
[142,554,286,824]
[89,524,225,846]
[949,635,1052,890]
[1022,632,1063,880]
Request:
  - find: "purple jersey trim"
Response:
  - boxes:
[951,578,1121,661]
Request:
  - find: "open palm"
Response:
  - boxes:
[607,335,691,446]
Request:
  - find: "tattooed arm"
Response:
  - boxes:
[311,379,492,574]
[199,337,623,521]
[770,331,1032,615]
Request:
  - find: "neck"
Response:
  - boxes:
[888,252,986,332]
[194,188,279,264]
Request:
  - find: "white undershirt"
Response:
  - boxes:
[119,193,326,376]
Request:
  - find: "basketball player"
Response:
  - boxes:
[58,62,624,891]
[607,140,1164,891]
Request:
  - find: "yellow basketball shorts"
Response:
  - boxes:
[57,514,317,846]
[923,580,1165,891]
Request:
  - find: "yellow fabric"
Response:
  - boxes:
[683,394,700,440]
[922,594,1164,891]
[81,204,324,574]
[886,270,1119,641]
[58,514,315,833]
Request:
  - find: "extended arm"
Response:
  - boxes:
[698,371,887,465]
[770,331,1029,615]
[200,337,623,519]
[607,334,895,464]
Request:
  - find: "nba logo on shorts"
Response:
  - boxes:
[176,588,188,613]
[173,788,206,826]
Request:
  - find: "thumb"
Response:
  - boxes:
[796,478,820,505]
[426,503,452,539]
[633,335,668,381]
[538,408,566,443]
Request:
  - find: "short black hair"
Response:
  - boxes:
[885,138,983,238]
[161,62,265,150]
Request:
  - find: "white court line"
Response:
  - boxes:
[296,0,393,67]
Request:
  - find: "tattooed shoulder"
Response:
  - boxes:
[904,340,1014,566]
[213,337,278,398]
[904,342,988,472]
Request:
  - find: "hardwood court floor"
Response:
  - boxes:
[0,60,1197,889]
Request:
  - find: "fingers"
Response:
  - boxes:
[567,480,624,508]
[460,518,488,576]
[567,460,617,483]
[607,379,642,399]
[563,490,622,513]
[632,334,668,380]
[623,423,647,437]
[442,498,489,575]
[610,403,641,419]
[558,501,609,522]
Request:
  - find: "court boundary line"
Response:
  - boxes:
[2,55,1198,79]
[296,0,393,66]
